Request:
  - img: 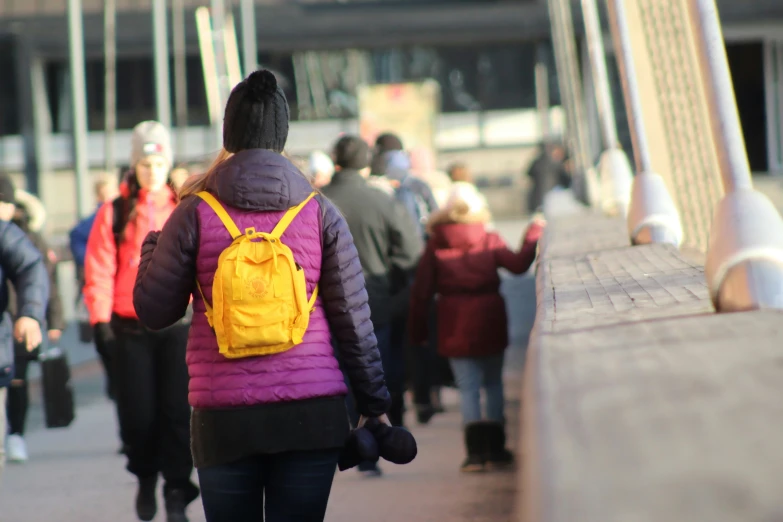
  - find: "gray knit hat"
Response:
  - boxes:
[130,121,173,168]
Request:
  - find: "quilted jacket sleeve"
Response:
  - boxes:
[0,221,48,324]
[29,231,65,331]
[133,196,200,330]
[318,195,392,417]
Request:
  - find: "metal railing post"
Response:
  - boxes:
[689,0,783,311]
[240,0,258,75]
[172,0,189,158]
[104,0,117,176]
[606,0,682,246]
[547,0,599,209]
[152,0,172,129]
[581,0,632,217]
[67,0,91,219]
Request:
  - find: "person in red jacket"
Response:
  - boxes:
[84,121,198,522]
[408,181,544,472]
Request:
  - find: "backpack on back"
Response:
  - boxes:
[196,191,319,359]
[395,176,429,240]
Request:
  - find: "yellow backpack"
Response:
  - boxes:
[195,191,318,359]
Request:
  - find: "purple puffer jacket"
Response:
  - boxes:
[132,149,390,417]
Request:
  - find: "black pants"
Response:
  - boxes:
[94,328,117,401]
[112,317,193,488]
[7,348,32,435]
[387,319,408,427]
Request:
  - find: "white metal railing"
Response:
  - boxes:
[689,0,783,311]
[606,0,682,246]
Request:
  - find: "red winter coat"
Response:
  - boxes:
[408,219,542,359]
[84,185,178,325]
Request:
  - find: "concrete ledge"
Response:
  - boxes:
[519,211,783,522]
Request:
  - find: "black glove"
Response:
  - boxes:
[93,322,116,347]
[337,426,379,471]
[338,417,418,471]
[365,417,417,465]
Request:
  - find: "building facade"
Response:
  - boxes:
[0,0,782,229]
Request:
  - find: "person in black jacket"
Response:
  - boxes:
[0,175,49,477]
[526,141,571,213]
[321,136,422,474]
[5,196,65,463]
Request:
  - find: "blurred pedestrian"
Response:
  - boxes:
[84,121,198,522]
[170,167,192,192]
[133,70,394,521]
[69,177,120,396]
[409,146,452,208]
[322,135,421,475]
[526,141,570,213]
[408,182,544,472]
[70,177,120,281]
[0,174,48,479]
[6,186,64,464]
[308,150,335,189]
[370,132,404,177]
[381,149,438,242]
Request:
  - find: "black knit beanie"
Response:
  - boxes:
[223,70,290,153]
[334,136,370,170]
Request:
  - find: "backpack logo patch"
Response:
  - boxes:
[245,277,269,299]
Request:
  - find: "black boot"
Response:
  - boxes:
[415,404,436,425]
[484,422,514,470]
[164,482,200,522]
[389,391,406,428]
[135,475,158,521]
[461,423,486,472]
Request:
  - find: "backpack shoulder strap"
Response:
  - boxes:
[111,197,127,274]
[270,192,317,239]
[111,196,126,247]
[197,191,242,239]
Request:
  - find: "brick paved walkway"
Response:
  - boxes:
[521,210,783,522]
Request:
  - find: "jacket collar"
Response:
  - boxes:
[206,149,314,211]
[329,169,367,186]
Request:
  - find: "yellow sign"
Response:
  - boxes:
[357,81,441,153]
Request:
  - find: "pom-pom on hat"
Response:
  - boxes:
[222,69,290,153]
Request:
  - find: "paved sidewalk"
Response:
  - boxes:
[0,219,534,522]
[0,365,524,522]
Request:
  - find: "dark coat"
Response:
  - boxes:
[526,151,571,212]
[0,220,49,387]
[409,217,541,359]
[9,210,65,334]
[321,169,423,327]
[133,149,390,417]
[69,207,99,270]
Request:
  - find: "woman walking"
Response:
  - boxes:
[133,70,391,522]
[84,121,198,522]
[6,185,65,463]
[408,182,544,472]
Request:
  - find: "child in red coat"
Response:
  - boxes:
[408,182,544,472]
